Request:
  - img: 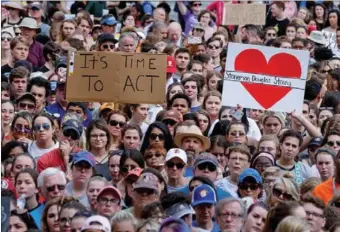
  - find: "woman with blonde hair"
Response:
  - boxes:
[300,177,322,200]
[275,216,310,232]
[136,219,160,232]
[112,211,138,232]
[266,177,300,207]
[257,134,280,158]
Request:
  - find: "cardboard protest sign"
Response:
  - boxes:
[66,52,167,104]
[223,4,266,25]
[222,43,309,113]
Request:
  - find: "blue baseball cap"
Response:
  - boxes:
[100,15,118,26]
[62,118,83,140]
[72,150,96,167]
[308,137,323,147]
[238,168,262,184]
[192,184,217,207]
[194,152,219,168]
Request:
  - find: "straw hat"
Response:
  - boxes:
[174,125,210,151]
[2,2,25,11]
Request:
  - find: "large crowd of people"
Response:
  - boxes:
[1,1,340,232]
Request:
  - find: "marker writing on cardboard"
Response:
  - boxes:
[80,54,107,92]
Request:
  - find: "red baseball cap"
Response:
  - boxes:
[167,56,176,73]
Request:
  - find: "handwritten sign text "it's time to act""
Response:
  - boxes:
[66,52,167,104]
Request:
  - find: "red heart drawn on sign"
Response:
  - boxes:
[234,49,301,109]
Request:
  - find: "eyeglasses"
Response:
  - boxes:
[63,129,80,140]
[145,152,162,160]
[102,44,115,50]
[193,3,202,7]
[60,217,72,224]
[166,161,185,169]
[305,210,324,218]
[150,133,164,141]
[108,119,125,127]
[208,44,220,50]
[97,197,120,205]
[230,131,246,137]
[135,188,156,195]
[218,212,242,220]
[239,183,260,190]
[13,124,31,133]
[197,163,217,172]
[162,119,177,126]
[327,141,340,146]
[46,184,66,192]
[272,188,294,200]
[1,37,12,41]
[74,164,92,172]
[33,123,51,131]
[90,133,107,139]
[18,102,35,110]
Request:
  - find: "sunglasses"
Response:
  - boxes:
[197,163,217,172]
[18,102,35,110]
[166,161,185,169]
[321,69,331,74]
[63,129,80,140]
[162,119,177,126]
[120,165,137,173]
[14,124,31,133]
[333,201,340,208]
[272,188,293,200]
[145,152,162,160]
[135,188,156,195]
[1,37,12,41]
[33,123,51,131]
[193,3,202,7]
[327,141,340,146]
[108,119,125,127]
[150,133,164,141]
[239,183,260,190]
[46,184,66,192]
[267,33,276,36]
[208,44,220,50]
[102,44,115,50]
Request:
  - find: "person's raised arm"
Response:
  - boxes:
[177,1,188,16]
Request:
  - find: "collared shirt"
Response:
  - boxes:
[27,40,45,68]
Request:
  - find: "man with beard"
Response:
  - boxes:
[313,149,340,204]
[174,123,210,177]
[301,195,326,232]
[174,47,191,80]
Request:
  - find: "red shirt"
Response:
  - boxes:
[37,147,80,173]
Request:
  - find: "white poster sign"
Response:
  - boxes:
[222,43,309,113]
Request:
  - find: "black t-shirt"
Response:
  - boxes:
[265,17,290,36]
[1,64,12,76]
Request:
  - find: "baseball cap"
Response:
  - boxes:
[55,56,68,69]
[30,2,41,10]
[315,147,337,159]
[238,168,262,184]
[163,109,182,123]
[71,150,96,167]
[14,60,33,73]
[97,33,118,45]
[100,14,118,26]
[309,137,323,147]
[99,103,115,112]
[81,215,111,232]
[193,23,204,30]
[166,202,195,219]
[167,56,176,73]
[134,173,159,193]
[165,148,187,164]
[192,184,217,207]
[16,92,36,104]
[194,152,219,168]
[62,118,83,140]
[126,167,143,180]
[97,186,122,202]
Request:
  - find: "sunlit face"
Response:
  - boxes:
[191,63,203,75]
[10,215,27,232]
[62,22,76,38]
[144,148,165,170]
[12,156,34,178]
[296,28,307,39]
[207,40,222,58]
[286,26,296,40]
[1,102,15,126]
[263,117,282,136]
[220,108,233,121]
[181,137,203,157]
[96,192,121,218]
[258,140,277,157]
[280,136,300,161]
[280,41,292,49]
[197,113,209,133]
[249,109,264,123]
[184,81,198,101]
[298,8,307,20]
[108,114,126,138]
[33,116,54,142]
[1,33,13,49]
[124,15,135,27]
[113,220,136,232]
[208,75,222,91]
[59,208,77,232]
[216,201,244,232]
[318,110,333,126]
[265,29,277,41]
[315,6,324,18]
[79,19,91,36]
[227,124,247,144]
[171,98,190,115]
[87,180,107,209]
[11,77,27,98]
[15,172,38,199]
[175,52,190,70]
[30,85,46,109]
[165,157,186,179]
[132,104,149,122]
[200,12,211,26]
[46,204,60,232]
[70,217,86,232]
[168,86,184,100]
[120,36,136,53]
[316,153,335,181]
[12,117,31,140]
[89,127,108,150]
[205,96,221,117]
[329,12,338,27]
[243,206,268,232]
[326,134,340,152]
[149,127,165,147]
[122,129,141,150]
[228,151,249,176]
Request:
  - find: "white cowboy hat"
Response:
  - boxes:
[2,2,25,11]
[174,125,210,151]
[308,30,328,46]
[19,17,41,33]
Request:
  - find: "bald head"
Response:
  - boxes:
[168,22,182,42]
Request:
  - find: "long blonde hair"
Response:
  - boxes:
[275,216,310,232]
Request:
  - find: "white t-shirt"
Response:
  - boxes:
[247,117,261,141]
[215,177,239,198]
[28,141,59,160]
